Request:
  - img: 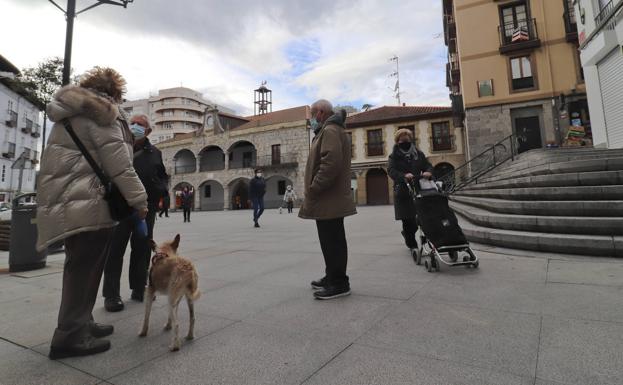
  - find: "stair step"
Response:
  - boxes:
[450,195,623,217]
[454,185,623,201]
[456,214,623,257]
[478,157,623,184]
[450,201,623,235]
[466,170,623,190]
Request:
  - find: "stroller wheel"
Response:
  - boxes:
[449,251,458,262]
[463,256,469,262]
[472,261,479,269]
[412,248,422,265]
[425,260,433,272]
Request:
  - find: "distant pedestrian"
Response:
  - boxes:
[299,100,356,300]
[159,193,170,218]
[283,185,297,213]
[102,114,168,311]
[37,67,148,359]
[249,168,266,227]
[181,187,193,222]
[388,128,433,252]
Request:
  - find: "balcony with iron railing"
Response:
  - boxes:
[443,13,456,46]
[31,124,41,138]
[255,153,298,169]
[430,134,456,152]
[5,111,17,127]
[498,18,541,54]
[366,142,385,157]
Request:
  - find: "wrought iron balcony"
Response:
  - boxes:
[5,111,17,127]
[443,13,456,46]
[498,18,541,54]
[430,134,456,152]
[255,153,298,169]
[563,1,578,42]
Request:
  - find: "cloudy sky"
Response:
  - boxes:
[1,0,449,116]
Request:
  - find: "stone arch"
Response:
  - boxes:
[198,145,225,172]
[228,140,257,170]
[173,182,195,209]
[366,168,389,205]
[228,177,251,210]
[173,149,197,174]
[433,162,455,179]
[198,180,224,211]
[265,175,294,209]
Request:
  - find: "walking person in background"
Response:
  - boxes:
[36,67,148,358]
[102,114,168,311]
[283,185,297,213]
[388,128,434,253]
[159,193,170,218]
[299,100,357,300]
[249,168,266,227]
[181,186,193,222]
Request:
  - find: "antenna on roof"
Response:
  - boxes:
[389,55,401,106]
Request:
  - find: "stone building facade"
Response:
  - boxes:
[157,106,310,211]
[345,106,466,206]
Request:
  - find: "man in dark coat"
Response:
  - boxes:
[249,168,266,227]
[388,128,433,250]
[159,193,170,218]
[102,114,168,311]
[181,187,193,222]
[299,100,357,300]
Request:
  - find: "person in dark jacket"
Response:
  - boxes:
[102,114,168,311]
[249,168,266,227]
[159,193,170,218]
[388,128,433,250]
[181,187,193,222]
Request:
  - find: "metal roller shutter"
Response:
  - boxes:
[598,47,623,148]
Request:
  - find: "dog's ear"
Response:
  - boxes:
[171,234,180,251]
[149,239,157,252]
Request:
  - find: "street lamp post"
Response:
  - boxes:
[48,0,134,85]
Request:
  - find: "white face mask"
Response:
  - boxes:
[256,173,262,178]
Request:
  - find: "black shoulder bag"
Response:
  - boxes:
[61,118,134,221]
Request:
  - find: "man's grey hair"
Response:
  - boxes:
[311,99,333,114]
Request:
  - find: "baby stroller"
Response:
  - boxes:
[407,179,479,272]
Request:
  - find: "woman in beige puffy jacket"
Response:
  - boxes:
[36,67,147,359]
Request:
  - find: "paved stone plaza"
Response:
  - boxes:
[1,206,623,384]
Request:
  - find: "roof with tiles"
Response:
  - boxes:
[345,105,452,127]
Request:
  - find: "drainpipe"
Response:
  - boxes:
[540,0,559,145]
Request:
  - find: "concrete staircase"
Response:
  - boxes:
[449,148,623,257]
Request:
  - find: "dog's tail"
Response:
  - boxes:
[188,274,201,301]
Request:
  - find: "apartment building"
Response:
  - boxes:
[345,106,466,205]
[445,0,590,159]
[0,55,42,204]
[121,87,235,144]
[575,0,623,148]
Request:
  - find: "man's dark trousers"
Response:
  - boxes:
[103,209,156,299]
[52,228,113,347]
[252,197,264,222]
[316,217,349,287]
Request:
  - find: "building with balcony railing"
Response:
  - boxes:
[0,54,42,203]
[575,0,623,148]
[157,105,310,211]
[344,106,465,206]
[121,87,236,144]
[444,0,591,160]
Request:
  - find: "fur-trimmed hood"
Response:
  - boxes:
[47,85,120,127]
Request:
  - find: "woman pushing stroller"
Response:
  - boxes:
[388,128,433,251]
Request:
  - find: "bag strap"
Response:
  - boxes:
[61,118,111,186]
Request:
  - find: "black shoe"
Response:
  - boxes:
[131,289,144,302]
[254,222,260,228]
[104,297,124,312]
[49,337,110,360]
[314,285,351,300]
[90,322,114,338]
[311,276,328,290]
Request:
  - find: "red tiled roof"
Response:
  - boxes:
[346,105,452,127]
[237,105,310,130]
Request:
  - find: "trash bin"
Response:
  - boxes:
[9,193,47,272]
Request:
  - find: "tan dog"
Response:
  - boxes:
[139,234,200,351]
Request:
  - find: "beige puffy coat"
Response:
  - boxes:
[36,86,147,251]
[298,112,357,220]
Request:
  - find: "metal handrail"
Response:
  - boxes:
[437,133,518,194]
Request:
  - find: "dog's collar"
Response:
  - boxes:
[151,252,168,265]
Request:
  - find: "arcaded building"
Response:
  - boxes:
[158,105,310,211]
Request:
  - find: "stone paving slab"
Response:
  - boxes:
[302,343,533,385]
[2,206,623,384]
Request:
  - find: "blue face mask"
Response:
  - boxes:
[130,123,146,139]
[310,118,319,132]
